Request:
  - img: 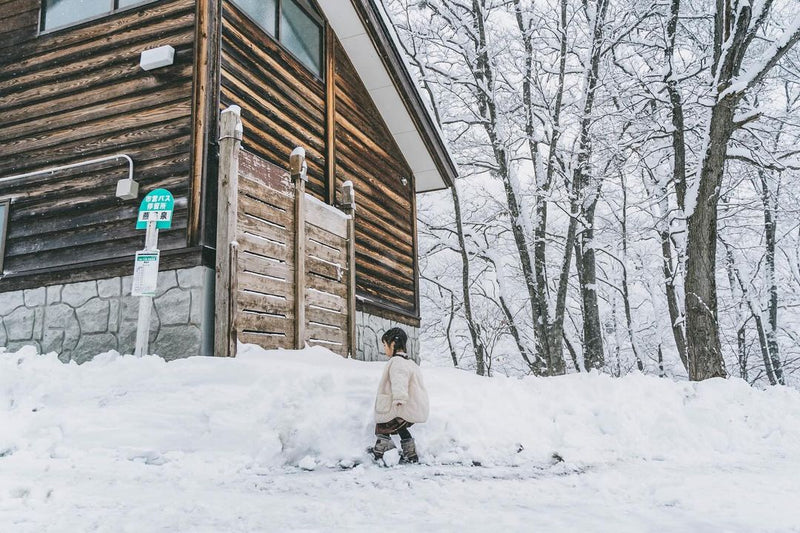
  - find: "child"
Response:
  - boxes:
[369,327,429,463]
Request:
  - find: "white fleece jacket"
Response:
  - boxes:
[374,355,429,424]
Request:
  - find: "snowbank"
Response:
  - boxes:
[2,343,799,471]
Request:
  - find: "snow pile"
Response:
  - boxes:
[2,343,799,472]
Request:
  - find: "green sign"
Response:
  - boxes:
[136,188,174,229]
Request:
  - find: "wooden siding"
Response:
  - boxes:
[0,0,423,324]
[227,150,353,356]
[220,4,419,324]
[333,40,418,323]
[235,152,296,350]
[0,0,197,290]
[220,2,327,200]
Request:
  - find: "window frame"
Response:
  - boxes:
[39,0,159,35]
[0,200,9,274]
[231,0,325,80]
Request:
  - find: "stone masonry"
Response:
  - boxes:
[355,310,420,364]
[0,266,213,362]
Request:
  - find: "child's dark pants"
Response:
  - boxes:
[375,417,413,439]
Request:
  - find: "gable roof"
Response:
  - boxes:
[318,0,456,193]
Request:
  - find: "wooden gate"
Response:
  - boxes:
[214,106,356,357]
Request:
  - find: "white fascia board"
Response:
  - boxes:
[339,34,394,91]
[413,169,445,192]
[318,0,447,193]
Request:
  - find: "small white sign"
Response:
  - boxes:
[132,250,160,297]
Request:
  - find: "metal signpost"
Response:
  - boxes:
[133,188,174,357]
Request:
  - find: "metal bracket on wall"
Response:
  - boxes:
[0,154,138,200]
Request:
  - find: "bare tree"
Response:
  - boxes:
[684,2,800,380]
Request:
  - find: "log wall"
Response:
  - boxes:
[333,41,418,323]
[220,3,328,200]
[0,0,423,326]
[0,0,198,291]
[220,3,419,324]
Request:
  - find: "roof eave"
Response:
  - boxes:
[354,0,456,191]
[320,0,457,193]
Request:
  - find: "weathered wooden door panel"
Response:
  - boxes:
[216,106,356,357]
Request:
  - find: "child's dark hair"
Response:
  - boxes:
[381,327,408,356]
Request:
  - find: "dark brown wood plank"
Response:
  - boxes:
[0,121,192,176]
[0,0,194,69]
[0,0,196,282]
[0,100,192,155]
[5,230,187,272]
[239,149,293,194]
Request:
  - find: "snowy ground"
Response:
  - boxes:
[2,344,800,532]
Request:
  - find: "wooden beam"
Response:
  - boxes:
[214,105,242,357]
[325,23,336,205]
[189,0,221,246]
[410,170,420,320]
[188,0,210,246]
[341,180,357,358]
[291,147,308,348]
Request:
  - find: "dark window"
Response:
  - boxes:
[41,0,157,32]
[232,0,323,77]
[0,201,8,273]
[232,0,278,35]
[280,0,322,75]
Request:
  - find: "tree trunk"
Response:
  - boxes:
[659,225,688,369]
[392,28,485,376]
[660,0,689,370]
[683,0,799,380]
[723,236,781,386]
[571,0,609,371]
[684,101,733,380]
[539,0,571,375]
[474,0,560,373]
[737,325,748,381]
[446,292,459,368]
[579,194,604,371]
[724,235,749,380]
[498,283,544,375]
[619,172,644,371]
[513,0,563,374]
[451,183,486,375]
[665,0,688,209]
[760,170,785,384]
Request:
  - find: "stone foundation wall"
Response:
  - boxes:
[0,267,213,362]
[355,310,420,363]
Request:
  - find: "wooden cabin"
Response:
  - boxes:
[0,0,456,362]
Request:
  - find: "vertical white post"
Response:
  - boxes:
[134,220,159,357]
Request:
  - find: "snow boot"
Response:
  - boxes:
[400,438,418,464]
[368,435,396,460]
